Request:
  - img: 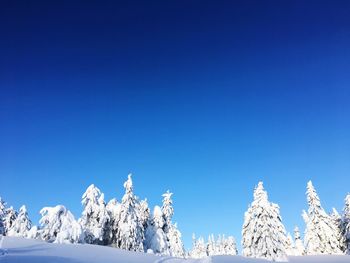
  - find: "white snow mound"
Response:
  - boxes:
[1,236,350,263]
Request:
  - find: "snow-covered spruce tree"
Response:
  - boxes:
[27,225,39,239]
[210,234,222,256]
[342,194,350,254]
[190,235,207,258]
[293,226,305,256]
[242,181,288,261]
[144,205,170,255]
[80,184,110,245]
[207,234,215,255]
[115,174,144,251]
[303,181,342,255]
[215,235,223,255]
[39,205,83,244]
[4,206,17,235]
[161,191,174,234]
[7,205,32,237]
[205,234,237,256]
[105,198,121,245]
[223,236,238,255]
[191,234,231,258]
[167,222,186,257]
[138,198,150,231]
[196,237,206,258]
[161,190,185,257]
[285,233,295,256]
[0,198,6,235]
[330,208,346,252]
[189,234,196,258]
[136,198,151,251]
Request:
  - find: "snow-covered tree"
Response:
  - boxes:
[218,235,225,255]
[105,198,121,245]
[27,225,39,239]
[0,198,6,235]
[218,235,226,255]
[138,198,150,231]
[342,194,350,254]
[284,233,295,256]
[3,206,17,235]
[207,234,216,255]
[56,218,84,244]
[161,191,174,234]
[7,205,32,237]
[222,236,238,255]
[190,234,237,258]
[303,181,342,255]
[80,184,110,244]
[144,206,170,255]
[168,223,186,257]
[190,235,207,258]
[242,182,288,261]
[330,208,346,252]
[160,190,185,257]
[39,205,83,244]
[115,174,144,251]
[294,226,305,256]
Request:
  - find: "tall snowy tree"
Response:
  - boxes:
[161,191,174,234]
[39,205,83,244]
[80,184,110,244]
[242,182,288,261]
[0,198,6,235]
[330,208,346,252]
[105,198,121,245]
[160,190,185,257]
[4,206,17,235]
[144,206,170,255]
[138,198,150,231]
[115,174,144,251]
[303,181,342,255]
[7,205,32,237]
[167,223,186,257]
[293,226,305,256]
[342,194,350,254]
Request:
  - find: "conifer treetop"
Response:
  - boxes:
[162,190,173,199]
[124,173,133,193]
[253,181,268,202]
[82,184,102,206]
[306,180,322,210]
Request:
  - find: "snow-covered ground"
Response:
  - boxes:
[1,236,350,263]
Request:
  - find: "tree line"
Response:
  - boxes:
[239,181,350,261]
[1,177,350,261]
[0,174,185,257]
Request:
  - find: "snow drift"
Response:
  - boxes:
[1,236,350,263]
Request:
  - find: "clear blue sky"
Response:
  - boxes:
[1,0,350,250]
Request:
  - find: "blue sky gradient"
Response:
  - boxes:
[1,0,350,250]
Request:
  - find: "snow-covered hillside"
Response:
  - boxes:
[1,237,350,263]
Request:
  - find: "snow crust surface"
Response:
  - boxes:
[1,237,350,263]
